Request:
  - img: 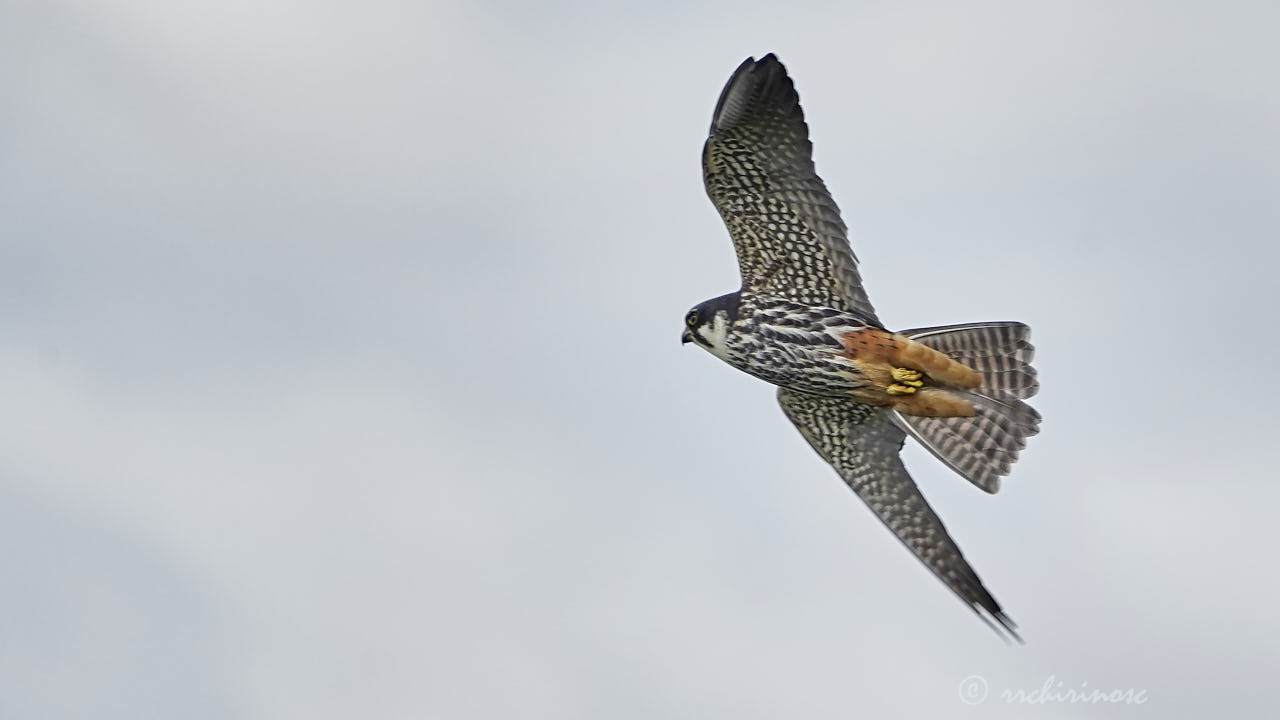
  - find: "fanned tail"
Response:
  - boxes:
[892,322,1041,493]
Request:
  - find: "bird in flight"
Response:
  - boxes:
[682,54,1040,639]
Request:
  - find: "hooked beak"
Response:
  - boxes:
[681,328,692,345]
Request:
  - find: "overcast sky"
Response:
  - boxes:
[3,0,1279,717]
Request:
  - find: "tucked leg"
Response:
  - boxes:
[891,367,923,386]
[887,366,923,395]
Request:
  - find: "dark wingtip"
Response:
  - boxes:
[994,611,1024,645]
[709,53,793,134]
[958,573,1022,643]
[709,57,758,133]
[970,604,1022,644]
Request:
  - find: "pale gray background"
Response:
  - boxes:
[3,0,1278,717]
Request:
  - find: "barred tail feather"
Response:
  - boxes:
[892,322,1041,493]
[901,322,1039,399]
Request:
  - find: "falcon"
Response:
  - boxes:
[682,54,1040,639]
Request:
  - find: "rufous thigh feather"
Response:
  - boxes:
[841,329,983,390]
[887,334,982,389]
[889,388,977,417]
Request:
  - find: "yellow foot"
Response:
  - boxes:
[887,383,917,395]
[890,367,924,387]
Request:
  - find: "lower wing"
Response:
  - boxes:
[776,388,1019,640]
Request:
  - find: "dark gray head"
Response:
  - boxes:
[681,291,741,355]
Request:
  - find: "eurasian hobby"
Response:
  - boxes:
[682,54,1040,639]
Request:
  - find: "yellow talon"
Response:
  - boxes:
[891,367,923,385]
[887,383,918,395]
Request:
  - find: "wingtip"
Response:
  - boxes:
[733,52,781,67]
[971,604,1023,644]
[709,53,796,134]
[993,611,1024,645]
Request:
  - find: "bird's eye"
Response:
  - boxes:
[686,312,698,326]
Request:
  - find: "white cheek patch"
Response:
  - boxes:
[697,314,732,361]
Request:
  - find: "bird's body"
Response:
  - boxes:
[683,54,1040,640]
[692,292,878,396]
[693,292,989,416]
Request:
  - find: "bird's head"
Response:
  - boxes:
[681,292,740,359]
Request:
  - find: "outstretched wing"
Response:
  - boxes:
[703,54,878,323]
[776,388,1019,639]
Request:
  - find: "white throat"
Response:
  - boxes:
[695,312,731,360]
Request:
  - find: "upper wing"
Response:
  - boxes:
[703,55,878,323]
[776,388,1019,639]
